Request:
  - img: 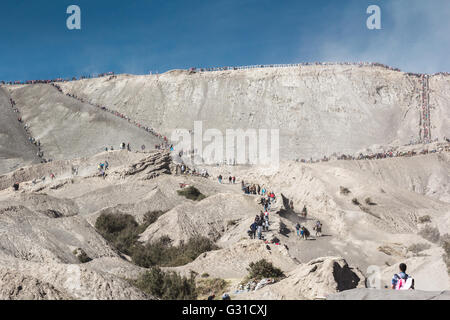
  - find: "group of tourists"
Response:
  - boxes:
[296,141,450,164]
[175,163,209,178]
[97,161,109,179]
[1,72,115,86]
[187,61,409,74]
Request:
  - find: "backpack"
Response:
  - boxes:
[395,274,414,290]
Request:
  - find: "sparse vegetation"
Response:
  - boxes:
[440,234,450,274]
[227,220,238,227]
[143,210,166,225]
[95,213,218,267]
[95,213,143,256]
[378,246,393,256]
[246,259,285,281]
[134,266,197,300]
[201,273,210,278]
[418,215,432,224]
[132,236,219,268]
[196,278,229,299]
[365,197,377,206]
[408,243,431,255]
[352,198,360,206]
[419,225,441,243]
[340,186,351,195]
[177,186,207,201]
[73,248,92,263]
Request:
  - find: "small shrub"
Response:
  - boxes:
[352,198,360,206]
[143,210,166,225]
[246,259,285,281]
[196,278,229,298]
[95,213,141,255]
[227,220,238,227]
[177,186,206,201]
[408,243,431,255]
[418,215,432,224]
[419,225,441,243]
[201,273,210,278]
[132,236,219,268]
[134,267,197,300]
[365,197,377,206]
[340,186,351,195]
[440,234,450,274]
[73,248,92,263]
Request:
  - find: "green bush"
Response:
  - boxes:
[177,186,207,201]
[440,234,450,274]
[95,213,218,268]
[132,236,219,268]
[418,215,432,224]
[95,213,141,255]
[246,259,285,281]
[408,243,431,255]
[196,278,229,298]
[134,267,197,300]
[73,248,92,264]
[340,186,351,195]
[419,225,441,243]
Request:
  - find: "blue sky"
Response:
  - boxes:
[0,0,449,81]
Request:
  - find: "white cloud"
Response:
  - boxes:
[308,0,450,73]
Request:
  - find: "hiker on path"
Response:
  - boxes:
[301,226,310,240]
[392,263,415,290]
[249,222,257,239]
[301,205,308,218]
[295,223,301,236]
[314,221,322,237]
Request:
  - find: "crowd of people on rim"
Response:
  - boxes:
[296,140,450,164]
[3,62,450,86]
[1,72,115,85]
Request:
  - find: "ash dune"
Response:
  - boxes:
[0,87,40,174]
[8,84,162,163]
[0,64,449,300]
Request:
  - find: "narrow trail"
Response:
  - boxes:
[420,75,432,143]
[3,89,45,163]
[49,83,168,148]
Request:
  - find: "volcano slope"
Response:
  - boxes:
[0,65,449,300]
[0,147,448,300]
[6,83,162,164]
[57,66,450,160]
[0,87,40,174]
